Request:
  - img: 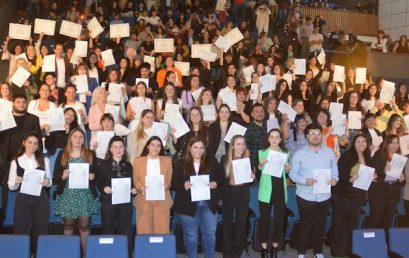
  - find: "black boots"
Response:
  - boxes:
[271,247,278,258]
[261,247,270,258]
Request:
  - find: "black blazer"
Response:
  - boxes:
[53,151,98,198]
[45,130,70,155]
[207,121,232,161]
[96,159,133,204]
[171,156,224,217]
[369,150,402,194]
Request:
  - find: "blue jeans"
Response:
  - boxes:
[176,203,217,258]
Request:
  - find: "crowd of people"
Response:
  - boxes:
[0,0,408,258]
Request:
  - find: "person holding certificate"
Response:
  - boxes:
[181,75,204,120]
[129,109,156,162]
[8,132,52,250]
[70,62,99,112]
[156,56,183,88]
[1,82,12,102]
[126,81,155,122]
[53,128,99,254]
[257,129,290,258]
[172,137,224,258]
[88,87,108,140]
[156,82,182,121]
[382,114,405,138]
[289,123,338,258]
[133,136,173,234]
[2,36,24,77]
[221,135,255,258]
[367,134,406,230]
[342,91,365,149]
[331,134,375,256]
[89,113,115,161]
[101,69,128,118]
[97,136,135,253]
[194,88,216,126]
[208,104,232,163]
[59,84,88,132]
[9,58,38,102]
[27,84,57,131]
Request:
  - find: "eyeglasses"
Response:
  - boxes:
[308,131,321,136]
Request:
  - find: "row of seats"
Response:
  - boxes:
[0,234,176,258]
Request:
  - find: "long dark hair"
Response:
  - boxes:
[381,134,401,161]
[184,137,210,176]
[161,83,178,111]
[188,107,206,135]
[262,129,288,153]
[349,134,371,165]
[64,107,79,131]
[105,136,128,162]
[16,132,45,168]
[140,136,165,157]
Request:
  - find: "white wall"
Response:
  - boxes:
[378,0,409,41]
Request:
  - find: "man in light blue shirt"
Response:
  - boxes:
[289,123,338,258]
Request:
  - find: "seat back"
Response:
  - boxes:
[389,228,409,258]
[0,235,30,258]
[352,229,388,258]
[85,235,128,258]
[37,235,80,258]
[3,190,17,227]
[134,235,176,258]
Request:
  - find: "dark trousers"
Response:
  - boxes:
[330,193,362,256]
[367,184,400,230]
[405,199,409,215]
[296,196,330,255]
[222,184,249,258]
[259,177,286,244]
[13,190,49,249]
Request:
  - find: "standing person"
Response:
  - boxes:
[208,104,233,163]
[221,135,255,258]
[289,123,338,258]
[258,129,290,258]
[53,128,99,254]
[133,136,173,234]
[299,17,313,59]
[54,43,74,105]
[129,109,155,162]
[97,136,135,253]
[172,137,224,258]
[8,132,52,249]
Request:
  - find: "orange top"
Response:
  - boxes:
[156,67,183,88]
[323,127,335,149]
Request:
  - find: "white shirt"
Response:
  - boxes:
[8,154,52,191]
[27,100,57,126]
[147,157,160,176]
[193,162,200,175]
[309,33,323,51]
[56,58,66,88]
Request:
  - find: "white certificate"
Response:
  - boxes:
[110,23,129,38]
[59,20,82,38]
[152,122,168,146]
[332,114,346,135]
[223,27,244,46]
[87,17,104,39]
[224,122,247,143]
[34,19,56,35]
[198,50,217,62]
[105,104,120,121]
[353,165,375,191]
[74,75,88,94]
[267,118,280,132]
[42,54,55,72]
[68,163,89,189]
[135,78,149,87]
[9,23,31,40]
[242,65,254,83]
[201,105,216,122]
[355,67,367,84]
[101,49,116,67]
[348,111,362,130]
[70,48,80,65]
[313,169,331,194]
[15,53,28,62]
[145,175,165,201]
[232,158,253,184]
[294,59,306,75]
[20,169,45,196]
[370,132,383,157]
[0,99,12,111]
[221,91,237,111]
[283,73,293,88]
[264,150,287,178]
[277,101,297,122]
[163,103,180,123]
[107,83,123,103]
[96,131,115,159]
[191,44,212,58]
[260,74,276,93]
[75,41,88,57]
[250,83,259,100]
[190,175,210,202]
[112,178,131,205]
[10,67,31,88]
[333,65,345,82]
[174,61,190,76]
[404,115,409,129]
[47,108,65,132]
[191,88,203,101]
[0,109,16,131]
[171,113,190,139]
[387,153,408,179]
[380,80,395,104]
[317,49,326,64]
[400,135,409,156]
[215,35,230,52]
[143,55,155,72]
[154,38,174,53]
[329,102,343,117]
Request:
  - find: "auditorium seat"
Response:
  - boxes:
[37,235,80,258]
[85,235,128,258]
[0,234,30,258]
[388,228,409,258]
[352,229,388,258]
[134,234,176,258]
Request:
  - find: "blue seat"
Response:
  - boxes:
[49,186,62,224]
[286,186,299,238]
[388,228,409,258]
[0,235,30,258]
[352,229,388,258]
[134,235,176,258]
[37,235,80,258]
[85,235,128,258]
[248,186,259,238]
[3,190,17,227]
[48,148,61,177]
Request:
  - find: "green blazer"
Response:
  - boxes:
[258,148,289,204]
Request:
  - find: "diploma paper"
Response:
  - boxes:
[171,113,190,139]
[68,163,89,189]
[75,41,88,57]
[198,50,217,62]
[215,35,230,52]
[264,150,287,178]
[101,49,116,67]
[283,73,293,88]
[9,23,31,40]
[294,59,306,75]
[260,74,276,93]
[331,114,346,135]
[223,28,244,46]
[313,169,331,194]
[329,102,343,117]
[42,54,55,72]
[135,78,149,87]
[317,49,326,64]
[201,105,216,122]
[399,135,409,156]
[174,61,190,76]
[105,104,120,121]
[191,88,203,101]
[387,153,408,179]
[163,103,180,123]
[277,101,297,122]
[20,169,45,196]
[111,178,131,205]
[34,19,56,36]
[348,111,362,130]
[87,17,104,39]
[224,122,247,143]
[145,175,165,201]
[143,55,155,72]
[154,38,174,53]
[152,122,168,146]
[355,67,367,84]
[191,44,212,58]
[232,158,253,184]
[242,66,255,83]
[110,23,130,38]
[47,108,65,132]
[74,75,88,94]
[10,67,31,88]
[96,131,115,159]
[0,99,12,111]
[380,80,395,104]
[250,83,259,100]
[190,175,210,202]
[107,83,123,103]
[403,115,409,129]
[59,20,82,38]
[15,53,28,62]
[221,91,237,111]
[0,109,16,131]
[333,65,345,82]
[353,165,375,191]
[267,118,280,132]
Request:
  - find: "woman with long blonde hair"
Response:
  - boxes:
[129,109,155,162]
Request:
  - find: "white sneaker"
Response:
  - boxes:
[314,254,325,258]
